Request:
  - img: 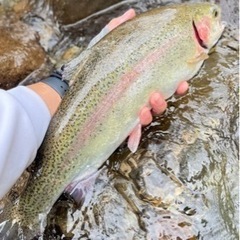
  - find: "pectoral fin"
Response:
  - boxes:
[187,52,209,64]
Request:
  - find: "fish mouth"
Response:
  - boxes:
[192,21,208,49]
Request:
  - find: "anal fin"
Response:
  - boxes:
[64,170,101,207]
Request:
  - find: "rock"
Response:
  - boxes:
[0,19,46,89]
[51,0,123,25]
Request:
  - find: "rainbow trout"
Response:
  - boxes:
[0,3,224,238]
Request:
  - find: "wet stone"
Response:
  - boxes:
[142,207,199,240]
[51,0,124,25]
[45,169,146,239]
[127,151,184,208]
[0,0,30,15]
[0,19,46,89]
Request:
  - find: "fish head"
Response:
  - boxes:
[191,3,225,50]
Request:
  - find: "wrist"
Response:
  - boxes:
[27,82,61,116]
[27,69,69,117]
[41,71,69,98]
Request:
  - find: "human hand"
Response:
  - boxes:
[139,81,189,125]
[128,81,189,152]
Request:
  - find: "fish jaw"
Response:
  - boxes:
[191,3,225,50]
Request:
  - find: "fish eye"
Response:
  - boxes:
[212,8,219,18]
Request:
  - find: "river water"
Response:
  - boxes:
[0,0,238,239]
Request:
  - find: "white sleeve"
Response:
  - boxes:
[0,86,51,199]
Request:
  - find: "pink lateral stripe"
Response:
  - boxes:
[69,37,178,158]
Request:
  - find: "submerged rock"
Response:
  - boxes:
[51,0,124,25]
[0,19,45,89]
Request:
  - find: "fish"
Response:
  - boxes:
[0,3,225,238]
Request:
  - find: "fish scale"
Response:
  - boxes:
[0,3,224,238]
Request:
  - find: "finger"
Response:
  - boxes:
[139,106,153,125]
[128,123,142,153]
[175,81,189,95]
[149,92,167,115]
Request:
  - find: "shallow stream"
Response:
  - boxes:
[0,0,238,239]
